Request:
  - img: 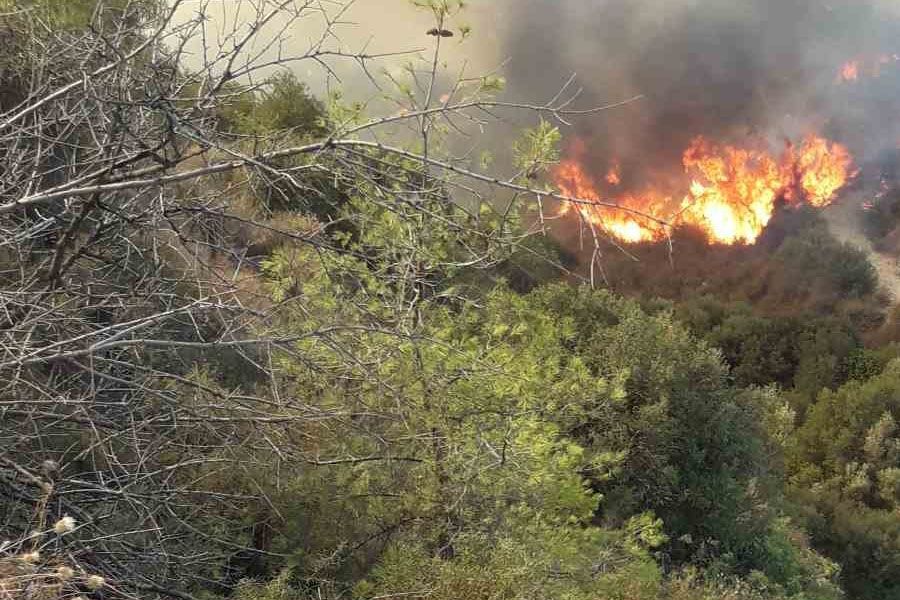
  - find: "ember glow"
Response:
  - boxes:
[553,135,855,245]
[605,162,622,186]
[836,55,900,83]
[838,60,860,82]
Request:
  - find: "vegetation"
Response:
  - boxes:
[1,2,899,600]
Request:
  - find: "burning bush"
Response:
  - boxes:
[553,135,855,246]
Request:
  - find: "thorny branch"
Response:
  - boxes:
[0,1,642,598]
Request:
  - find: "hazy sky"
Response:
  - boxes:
[172,0,900,174]
[172,1,512,101]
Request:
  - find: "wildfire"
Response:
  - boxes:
[553,135,855,245]
[790,136,854,206]
[605,161,622,186]
[554,159,660,243]
[838,60,860,82]
[836,54,900,83]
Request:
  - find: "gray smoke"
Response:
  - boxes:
[496,0,900,186]
[178,0,900,184]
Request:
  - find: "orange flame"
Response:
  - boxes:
[554,160,661,243]
[836,54,900,83]
[553,135,855,245]
[680,138,787,245]
[606,161,622,186]
[791,136,855,206]
[838,60,860,82]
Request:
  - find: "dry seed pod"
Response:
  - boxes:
[85,575,105,591]
[53,516,76,535]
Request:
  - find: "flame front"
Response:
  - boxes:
[553,135,855,245]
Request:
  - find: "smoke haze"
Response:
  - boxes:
[496,0,900,188]
[175,1,900,184]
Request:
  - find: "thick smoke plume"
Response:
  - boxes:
[496,0,900,188]
[177,1,900,213]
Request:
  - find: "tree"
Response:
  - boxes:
[0,1,649,598]
[0,2,854,600]
[251,278,839,600]
[789,360,900,599]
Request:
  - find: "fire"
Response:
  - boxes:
[680,138,787,245]
[790,136,855,206]
[838,60,860,82]
[553,135,855,245]
[606,161,622,186]
[836,54,900,83]
[554,159,660,243]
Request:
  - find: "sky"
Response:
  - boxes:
[172,0,900,175]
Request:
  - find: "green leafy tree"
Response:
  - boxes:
[789,360,900,599]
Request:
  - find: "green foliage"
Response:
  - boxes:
[358,511,665,600]
[452,234,576,294]
[213,73,351,221]
[232,570,306,600]
[842,346,894,382]
[512,120,562,182]
[788,360,900,598]
[2,0,158,29]
[643,216,890,600]
[249,244,843,598]
[2,0,91,28]
[594,210,882,330]
[410,0,467,19]
[772,224,877,301]
[0,0,875,598]
[677,299,800,388]
[674,295,863,407]
[790,360,900,497]
[219,72,327,137]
